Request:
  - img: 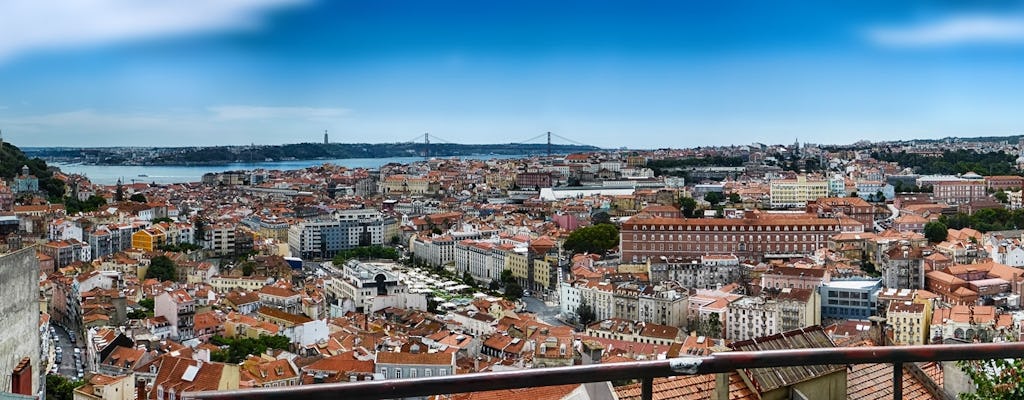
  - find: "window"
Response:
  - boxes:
[439,369,447,376]
[395,369,402,379]
[380,367,387,379]
[425,369,432,377]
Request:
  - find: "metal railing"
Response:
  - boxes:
[185,342,1024,400]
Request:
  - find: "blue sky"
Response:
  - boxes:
[2,1,1024,149]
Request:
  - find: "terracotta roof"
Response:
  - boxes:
[847,362,943,399]
[376,351,454,366]
[437,384,581,400]
[728,326,843,394]
[615,372,756,400]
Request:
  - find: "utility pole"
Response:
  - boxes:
[547,131,552,158]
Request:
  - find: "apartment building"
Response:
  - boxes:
[769,175,828,208]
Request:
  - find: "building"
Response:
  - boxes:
[985,175,1024,191]
[515,172,553,189]
[288,210,388,261]
[327,260,425,314]
[0,248,41,396]
[154,289,196,341]
[887,301,931,345]
[374,350,455,381]
[806,197,876,231]
[818,279,882,320]
[620,210,861,263]
[648,255,744,290]
[932,180,987,205]
[726,296,779,341]
[880,244,926,290]
[73,373,136,400]
[769,175,828,208]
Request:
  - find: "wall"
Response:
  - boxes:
[0,248,41,396]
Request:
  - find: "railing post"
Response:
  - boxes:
[893,361,903,400]
[641,377,653,400]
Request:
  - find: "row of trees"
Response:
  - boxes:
[872,149,1018,176]
[331,245,400,265]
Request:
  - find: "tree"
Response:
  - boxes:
[462,271,476,287]
[874,190,886,202]
[209,335,291,364]
[488,280,501,291]
[562,224,619,255]
[114,180,125,202]
[129,193,147,203]
[504,281,524,300]
[576,298,596,326]
[500,269,514,285]
[145,255,177,282]
[47,374,84,400]
[679,197,698,218]
[957,358,1024,399]
[704,191,725,206]
[139,298,155,312]
[924,221,949,243]
[995,190,1009,204]
[728,193,742,204]
[591,211,611,225]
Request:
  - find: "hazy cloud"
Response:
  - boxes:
[0,0,308,63]
[208,105,352,120]
[866,14,1024,47]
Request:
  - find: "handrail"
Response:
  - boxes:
[185,342,1024,400]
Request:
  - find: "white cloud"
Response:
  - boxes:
[866,14,1024,47]
[208,105,351,120]
[0,0,309,63]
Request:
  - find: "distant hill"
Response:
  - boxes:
[0,141,65,199]
[27,142,601,166]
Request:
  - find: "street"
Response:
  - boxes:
[50,324,83,379]
[521,295,569,327]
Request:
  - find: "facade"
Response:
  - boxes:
[374,350,455,381]
[887,301,931,345]
[806,197,876,231]
[818,279,882,320]
[515,172,553,189]
[154,289,196,341]
[726,296,779,341]
[327,260,423,314]
[620,210,861,263]
[648,255,744,289]
[288,210,388,260]
[0,248,41,396]
[769,175,828,208]
[932,180,987,205]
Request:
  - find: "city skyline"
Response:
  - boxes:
[2,1,1024,148]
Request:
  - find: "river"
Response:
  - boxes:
[54,155,526,185]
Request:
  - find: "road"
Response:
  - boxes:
[51,324,83,379]
[521,296,569,327]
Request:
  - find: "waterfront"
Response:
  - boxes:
[53,154,526,185]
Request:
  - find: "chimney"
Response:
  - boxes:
[11,357,31,396]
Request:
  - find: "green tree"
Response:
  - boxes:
[728,193,742,204]
[995,190,1009,204]
[591,211,611,225]
[957,358,1024,399]
[924,221,949,243]
[331,245,400,265]
[704,191,725,206]
[129,193,147,203]
[139,298,155,312]
[209,335,291,364]
[562,223,619,255]
[504,281,524,300]
[145,255,177,282]
[47,374,84,400]
[576,298,596,326]
[500,269,514,285]
[678,197,698,218]
[462,270,476,287]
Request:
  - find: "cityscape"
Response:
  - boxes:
[4,2,1024,400]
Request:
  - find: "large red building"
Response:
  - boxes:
[620,210,863,263]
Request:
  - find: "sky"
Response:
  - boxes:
[2,1,1024,149]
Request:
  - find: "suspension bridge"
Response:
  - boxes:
[396,131,599,158]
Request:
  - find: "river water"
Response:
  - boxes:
[54,155,525,185]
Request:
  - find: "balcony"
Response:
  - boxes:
[182,342,1024,400]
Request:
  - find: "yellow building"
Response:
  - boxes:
[769,175,829,208]
[506,250,530,287]
[131,226,166,251]
[888,301,932,345]
[532,257,554,291]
